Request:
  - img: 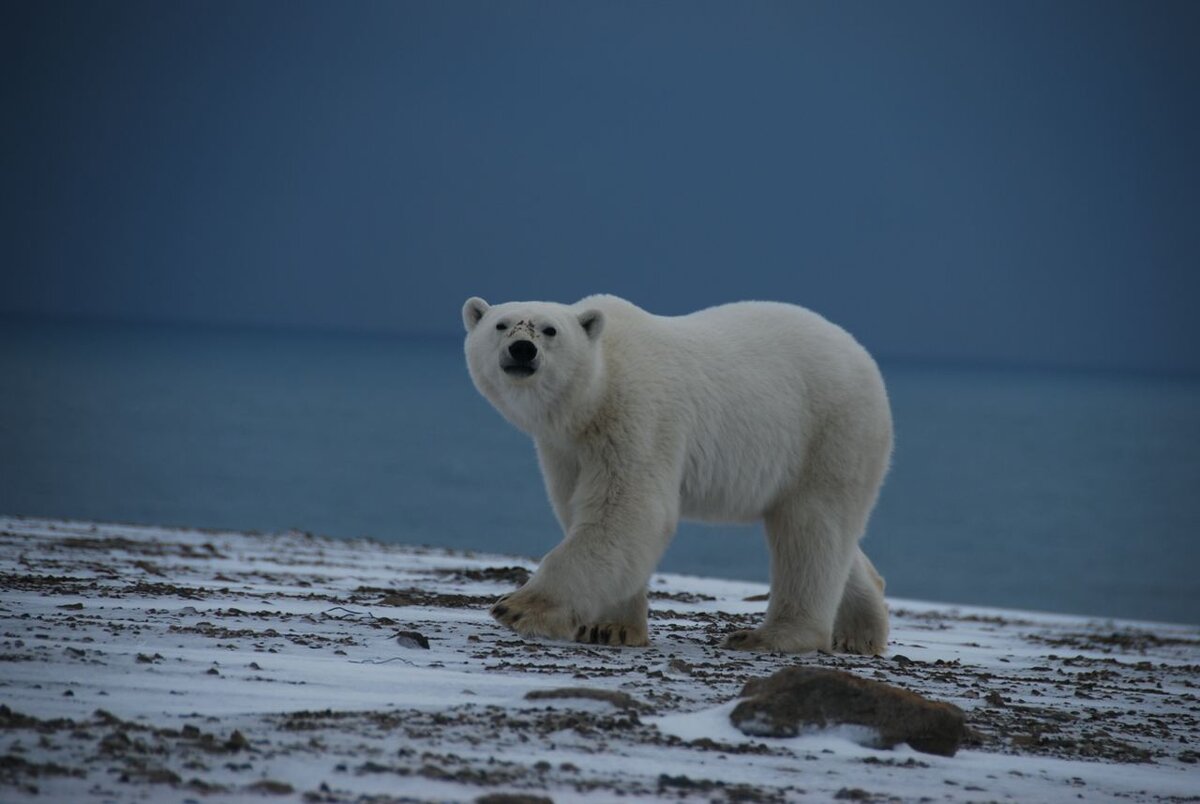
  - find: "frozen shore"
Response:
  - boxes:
[1,515,1197,802]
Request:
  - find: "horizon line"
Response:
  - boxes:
[2,307,1197,382]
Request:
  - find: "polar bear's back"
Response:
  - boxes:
[577,296,891,522]
[578,295,883,406]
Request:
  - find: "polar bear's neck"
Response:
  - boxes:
[523,349,610,443]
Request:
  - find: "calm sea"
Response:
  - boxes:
[2,318,1197,625]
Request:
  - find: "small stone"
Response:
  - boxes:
[244,779,293,795]
[395,630,430,649]
[730,667,968,757]
[668,658,694,675]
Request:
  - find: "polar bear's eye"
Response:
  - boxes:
[542,326,557,337]
[495,323,508,331]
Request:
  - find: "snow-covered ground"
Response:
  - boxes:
[1,515,1196,802]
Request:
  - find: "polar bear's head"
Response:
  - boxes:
[462,297,605,434]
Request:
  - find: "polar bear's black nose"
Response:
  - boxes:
[508,340,537,363]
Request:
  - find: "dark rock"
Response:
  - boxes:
[476,795,553,804]
[395,630,430,649]
[658,773,712,790]
[668,658,694,675]
[125,767,181,785]
[98,730,133,754]
[225,729,249,751]
[524,687,646,712]
[94,709,123,725]
[730,667,968,757]
[184,777,228,794]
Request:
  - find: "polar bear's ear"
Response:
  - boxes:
[578,309,605,341]
[462,297,490,332]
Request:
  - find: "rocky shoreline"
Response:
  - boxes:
[1,516,1197,802]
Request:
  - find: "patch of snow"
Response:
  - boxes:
[0,515,1196,802]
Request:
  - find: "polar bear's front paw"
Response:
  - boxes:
[490,591,578,641]
[721,626,828,654]
[574,622,649,648]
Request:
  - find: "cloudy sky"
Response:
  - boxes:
[3,1,1198,372]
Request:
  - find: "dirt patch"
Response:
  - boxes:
[357,586,496,609]
[649,590,716,604]
[525,687,649,712]
[54,536,227,560]
[1028,630,1200,653]
[445,566,532,587]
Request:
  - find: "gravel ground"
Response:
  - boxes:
[1,515,1197,802]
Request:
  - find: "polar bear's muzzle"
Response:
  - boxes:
[501,339,539,378]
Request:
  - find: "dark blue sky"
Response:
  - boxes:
[3,1,1198,372]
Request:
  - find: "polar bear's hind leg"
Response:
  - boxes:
[723,493,861,653]
[832,547,889,655]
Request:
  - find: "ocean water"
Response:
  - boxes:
[1,318,1197,625]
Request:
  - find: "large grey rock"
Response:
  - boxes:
[730,667,968,756]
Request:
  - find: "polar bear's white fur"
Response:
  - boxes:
[462,294,892,654]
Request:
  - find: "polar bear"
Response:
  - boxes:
[462,294,892,654]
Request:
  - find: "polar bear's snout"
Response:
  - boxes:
[502,339,539,378]
[509,339,537,362]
